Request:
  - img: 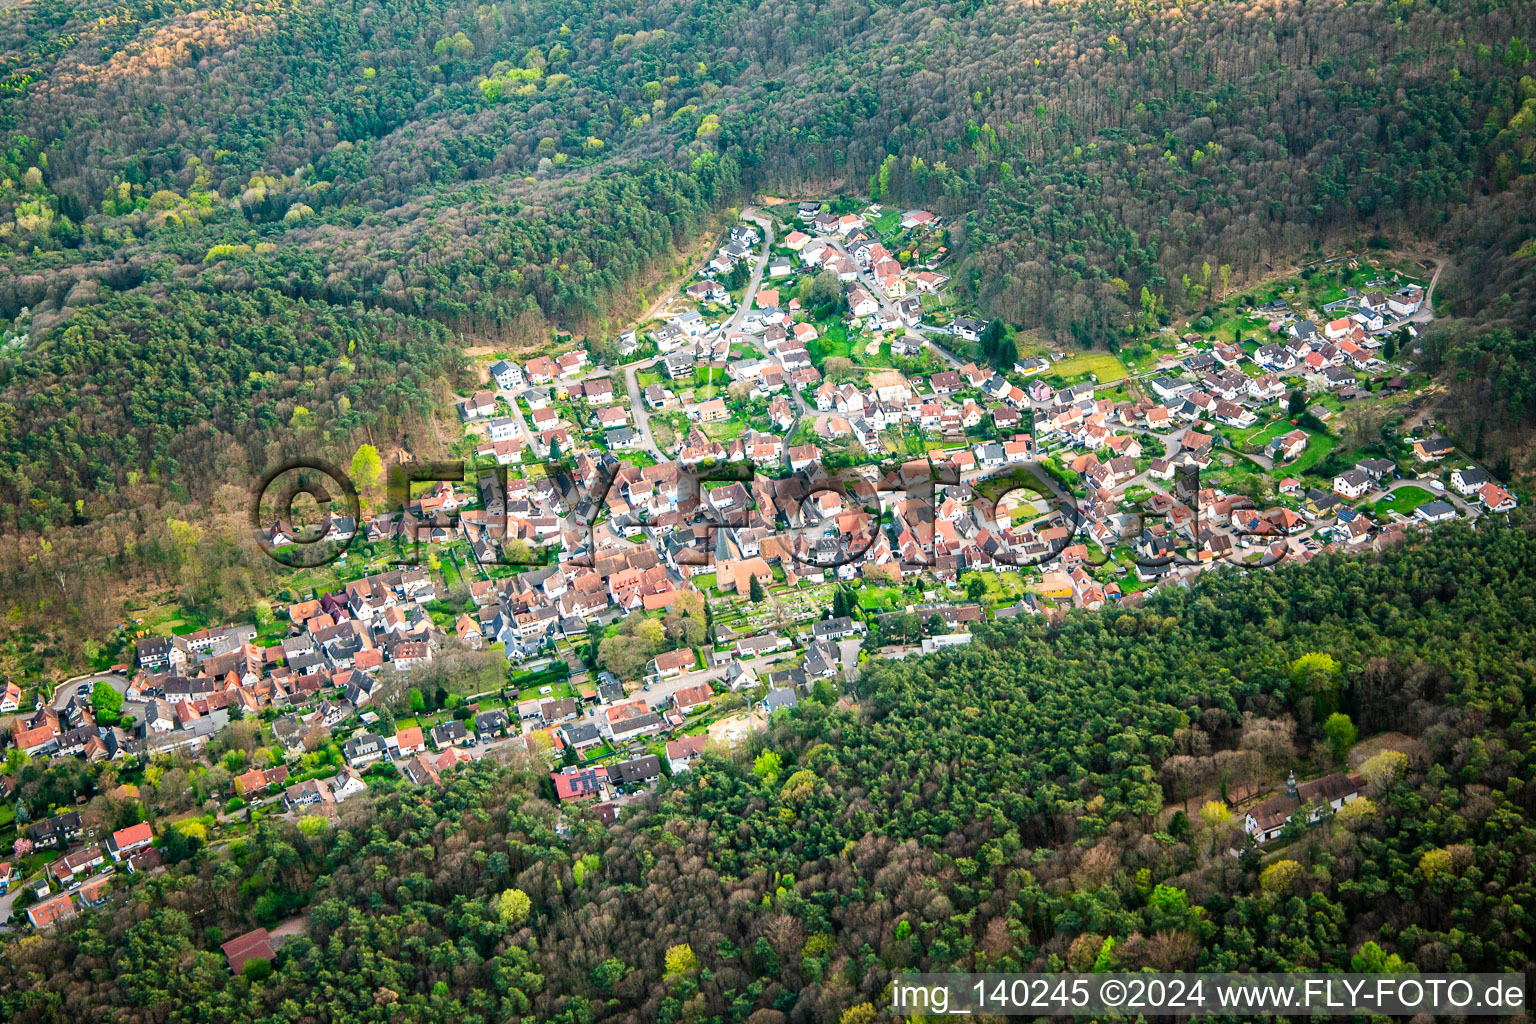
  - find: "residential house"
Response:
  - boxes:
[1244,771,1364,844]
[607,754,661,790]
[105,822,153,860]
[1452,466,1492,496]
[343,732,386,767]
[1331,469,1373,501]
[222,929,276,974]
[649,647,696,682]
[1479,482,1517,513]
[761,687,799,715]
[27,893,79,930]
[551,767,606,802]
[1411,436,1454,462]
[431,720,472,749]
[1415,501,1457,524]
[666,735,709,773]
[393,726,426,758]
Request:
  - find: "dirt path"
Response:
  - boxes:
[270,914,308,942]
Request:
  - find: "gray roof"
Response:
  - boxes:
[762,687,799,713]
[607,754,661,786]
[563,720,602,744]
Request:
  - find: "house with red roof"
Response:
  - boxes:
[27,892,78,930]
[1479,482,1517,513]
[222,928,275,974]
[106,822,154,860]
[394,726,425,757]
[551,767,606,802]
[672,683,714,712]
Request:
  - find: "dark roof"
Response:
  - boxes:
[474,710,510,732]
[609,711,664,736]
[607,755,661,787]
[1297,772,1364,804]
[762,686,799,713]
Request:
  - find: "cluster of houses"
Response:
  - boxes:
[23,820,156,930]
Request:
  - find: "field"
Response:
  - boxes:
[1048,350,1130,384]
[702,416,749,441]
[870,208,901,236]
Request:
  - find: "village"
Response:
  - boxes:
[0,198,1520,934]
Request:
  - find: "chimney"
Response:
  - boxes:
[1286,770,1299,799]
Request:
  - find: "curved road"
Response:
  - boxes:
[51,672,126,711]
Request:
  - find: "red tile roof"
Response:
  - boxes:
[221,928,275,974]
[109,822,153,852]
[551,768,605,801]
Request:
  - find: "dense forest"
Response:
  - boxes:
[2,0,1536,529]
[2,519,1533,1022]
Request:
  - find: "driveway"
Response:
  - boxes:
[0,885,24,928]
[1372,476,1477,518]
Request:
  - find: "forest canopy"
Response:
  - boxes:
[0,0,1534,508]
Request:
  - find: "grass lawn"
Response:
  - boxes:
[636,370,662,389]
[1289,432,1337,475]
[691,572,718,591]
[1311,282,1347,306]
[851,339,895,368]
[1233,416,1294,451]
[518,678,575,702]
[1376,485,1437,516]
[809,323,854,363]
[919,293,951,312]
[855,585,904,611]
[693,366,729,388]
[1119,343,1181,375]
[702,416,748,441]
[964,571,1030,606]
[1051,350,1130,384]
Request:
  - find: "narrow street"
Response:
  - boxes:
[621,358,667,460]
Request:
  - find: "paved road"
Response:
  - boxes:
[727,207,776,333]
[51,672,126,711]
[0,884,24,928]
[492,383,542,454]
[616,207,778,463]
[621,358,667,460]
